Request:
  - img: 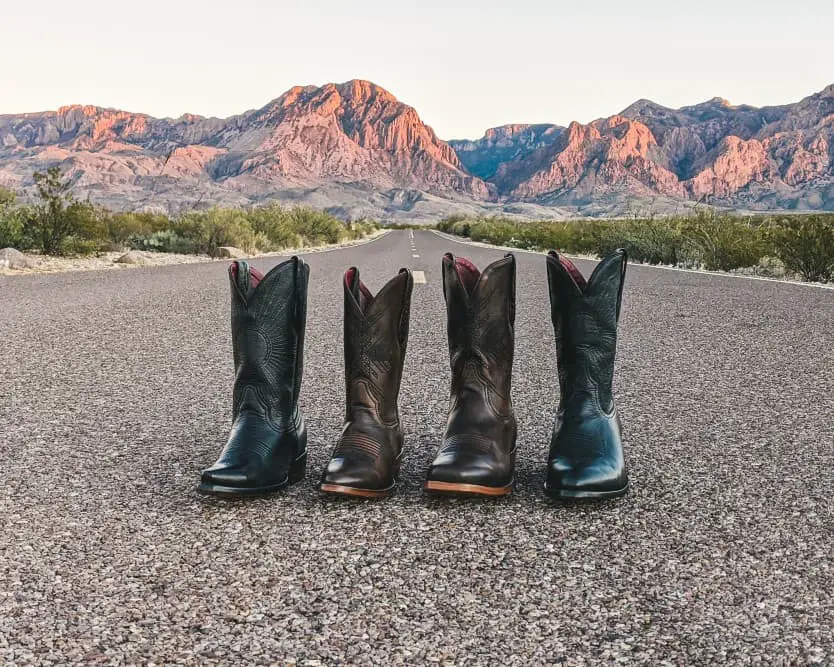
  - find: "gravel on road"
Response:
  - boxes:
[1,230,832,665]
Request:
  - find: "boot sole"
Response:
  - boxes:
[543,482,629,500]
[197,451,307,498]
[423,480,513,497]
[319,483,395,498]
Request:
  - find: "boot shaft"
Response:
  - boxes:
[229,257,309,421]
[442,253,516,413]
[546,250,626,413]
[343,268,413,424]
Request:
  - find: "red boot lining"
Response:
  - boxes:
[559,256,587,290]
[454,257,481,295]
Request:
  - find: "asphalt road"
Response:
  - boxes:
[1,230,833,665]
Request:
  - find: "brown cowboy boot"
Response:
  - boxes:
[320,267,413,498]
[424,253,517,497]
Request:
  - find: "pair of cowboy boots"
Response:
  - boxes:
[198,248,628,499]
[421,249,628,499]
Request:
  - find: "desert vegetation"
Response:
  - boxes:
[436,213,834,283]
[0,168,377,259]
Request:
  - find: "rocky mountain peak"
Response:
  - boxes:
[1,81,833,216]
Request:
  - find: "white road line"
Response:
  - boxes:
[413,270,427,284]
[412,254,420,258]
[430,229,834,291]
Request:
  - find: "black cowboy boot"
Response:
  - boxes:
[544,249,629,499]
[320,267,413,498]
[424,253,517,497]
[199,257,309,496]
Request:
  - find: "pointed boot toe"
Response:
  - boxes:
[199,258,310,498]
[199,466,262,496]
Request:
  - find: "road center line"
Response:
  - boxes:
[413,270,427,284]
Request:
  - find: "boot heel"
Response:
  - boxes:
[288,451,307,485]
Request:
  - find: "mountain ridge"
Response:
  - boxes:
[1,79,832,219]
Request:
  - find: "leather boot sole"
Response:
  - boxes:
[423,480,513,497]
[319,482,395,498]
[197,451,307,498]
[544,482,629,500]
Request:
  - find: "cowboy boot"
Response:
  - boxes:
[199,256,309,496]
[424,253,517,497]
[544,249,629,499]
[320,267,413,498]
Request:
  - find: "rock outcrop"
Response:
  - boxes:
[0,248,37,269]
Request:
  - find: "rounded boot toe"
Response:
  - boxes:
[546,460,628,498]
[320,456,392,497]
[425,452,512,495]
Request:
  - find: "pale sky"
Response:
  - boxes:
[1,0,832,139]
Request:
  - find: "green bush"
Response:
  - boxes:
[247,203,302,249]
[0,167,379,258]
[681,213,766,271]
[131,229,195,254]
[0,188,25,248]
[176,208,259,257]
[434,212,834,282]
[24,168,97,255]
[107,212,171,249]
[768,216,834,282]
[286,207,349,245]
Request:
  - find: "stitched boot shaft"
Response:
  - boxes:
[545,249,629,499]
[320,267,413,497]
[424,253,517,496]
[199,257,309,496]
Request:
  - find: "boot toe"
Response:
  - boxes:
[425,450,513,495]
[426,458,497,486]
[198,465,261,495]
[201,466,250,487]
[320,456,393,496]
[546,460,628,498]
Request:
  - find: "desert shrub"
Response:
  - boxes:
[468,218,517,246]
[106,212,171,249]
[681,212,766,271]
[383,222,421,230]
[768,216,834,282]
[246,204,358,248]
[434,213,780,273]
[246,204,301,249]
[131,229,196,254]
[438,215,472,237]
[346,218,378,240]
[24,168,102,255]
[511,220,572,251]
[176,208,259,257]
[590,219,688,265]
[0,188,25,248]
[288,207,349,245]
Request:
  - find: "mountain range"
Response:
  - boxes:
[1,79,832,221]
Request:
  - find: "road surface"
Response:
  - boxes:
[1,230,833,664]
